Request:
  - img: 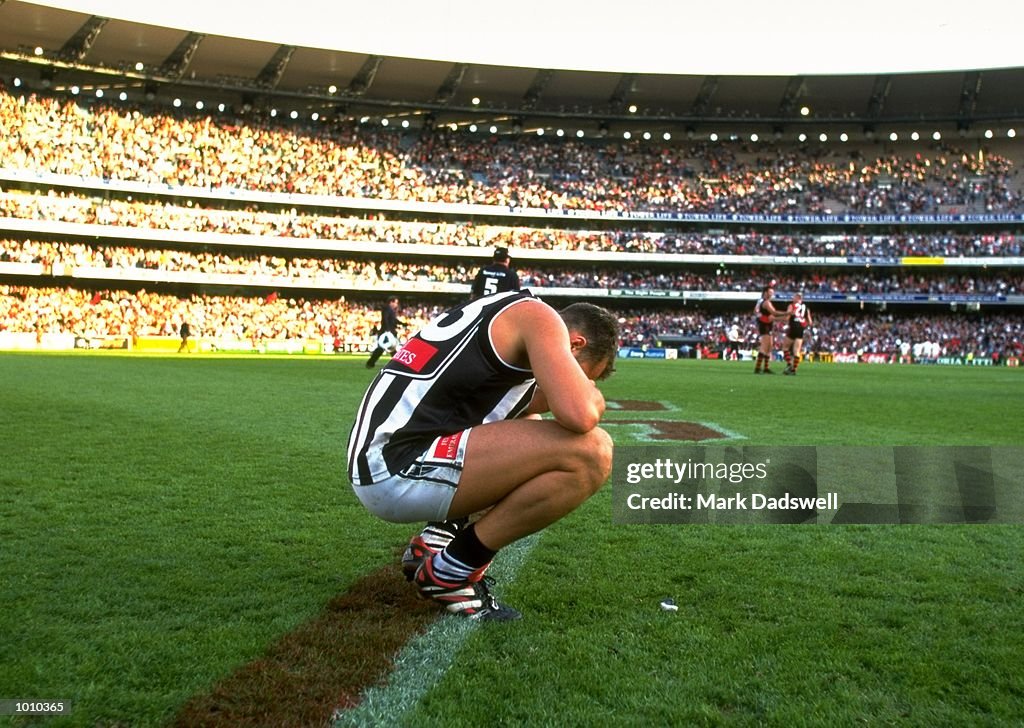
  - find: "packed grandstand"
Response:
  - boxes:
[0,83,1022,364]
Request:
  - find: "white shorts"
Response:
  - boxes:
[351,429,471,523]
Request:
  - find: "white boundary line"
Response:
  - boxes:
[697,421,748,441]
[605,400,678,412]
[332,534,539,727]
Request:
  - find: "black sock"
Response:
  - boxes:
[444,522,497,569]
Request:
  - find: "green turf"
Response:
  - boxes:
[0,354,1021,726]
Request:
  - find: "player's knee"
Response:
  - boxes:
[594,426,614,476]
[576,427,613,494]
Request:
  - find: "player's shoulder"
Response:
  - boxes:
[493,293,556,325]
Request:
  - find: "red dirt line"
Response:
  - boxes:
[171,564,440,728]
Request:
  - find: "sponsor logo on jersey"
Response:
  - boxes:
[393,337,439,372]
[432,431,464,461]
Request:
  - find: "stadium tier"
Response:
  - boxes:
[0,85,1022,362]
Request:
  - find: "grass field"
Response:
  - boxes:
[1,353,1022,726]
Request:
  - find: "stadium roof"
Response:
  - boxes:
[15,0,1024,76]
[2,0,1023,134]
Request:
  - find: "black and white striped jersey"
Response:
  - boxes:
[347,290,539,485]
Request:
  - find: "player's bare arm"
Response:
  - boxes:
[491,300,605,433]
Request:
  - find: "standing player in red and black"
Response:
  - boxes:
[753,285,786,374]
[783,292,813,375]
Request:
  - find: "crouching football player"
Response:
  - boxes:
[347,291,619,620]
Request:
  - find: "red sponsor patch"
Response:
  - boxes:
[392,337,438,373]
[432,431,463,461]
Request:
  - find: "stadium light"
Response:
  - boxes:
[469,124,477,132]
[95,89,103,98]
[577,129,585,138]
[471,97,480,105]
[840,132,849,142]
[217,103,225,112]
[269,107,276,116]
[663,132,671,141]
[311,112,320,121]
[985,129,994,138]
[381,118,389,126]
[12,77,21,87]
[34,47,43,56]
[628,104,638,113]
[134,62,144,71]
[288,110,297,119]
[196,101,205,110]
[328,84,338,94]
[403,119,411,128]
[70,85,79,95]
[750,133,758,142]
[709,132,718,141]
[623,131,632,139]
[557,128,565,137]
[932,131,941,140]
[1009,128,1018,137]
[800,106,810,116]
[889,132,898,141]
[448,122,457,131]
[536,128,544,135]
[798,133,807,142]
[643,131,651,140]
[819,133,827,142]
[911,131,920,140]
[119,92,127,101]
[489,125,497,133]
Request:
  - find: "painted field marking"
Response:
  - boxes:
[332,534,539,727]
[603,400,745,442]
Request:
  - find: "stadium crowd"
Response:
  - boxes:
[0,284,440,347]
[2,238,1022,295]
[616,308,1023,360]
[1,86,1022,363]
[0,238,469,285]
[518,266,1024,296]
[0,284,1020,361]
[2,88,1022,215]
[2,190,1022,258]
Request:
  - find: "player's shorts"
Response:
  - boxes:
[351,429,470,522]
[787,323,806,340]
[757,320,773,336]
